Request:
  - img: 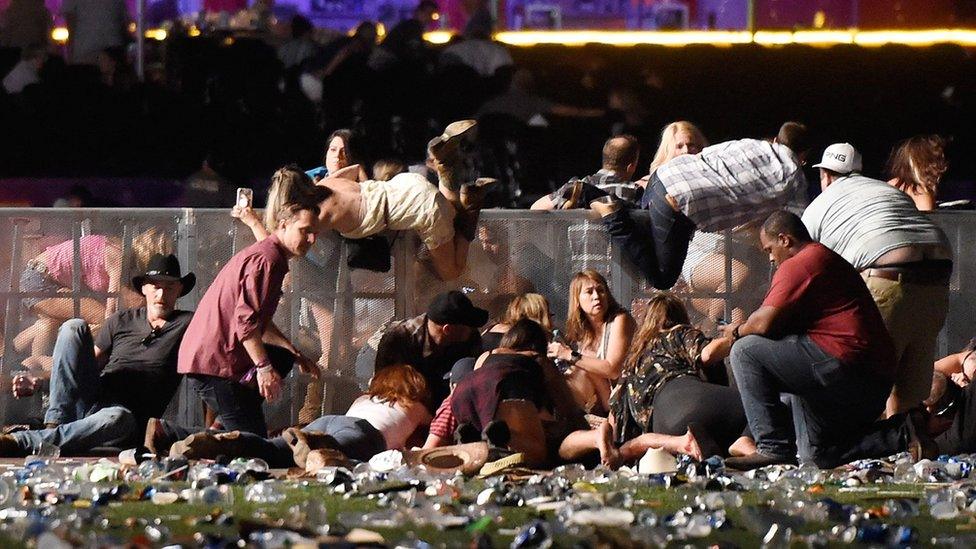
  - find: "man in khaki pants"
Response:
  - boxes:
[801,143,952,417]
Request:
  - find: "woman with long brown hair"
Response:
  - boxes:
[547,270,635,414]
[886,134,949,211]
[559,292,751,467]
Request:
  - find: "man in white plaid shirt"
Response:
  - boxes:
[592,121,811,289]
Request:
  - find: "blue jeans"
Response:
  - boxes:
[174,415,386,468]
[12,319,138,454]
[600,175,695,290]
[14,406,136,455]
[730,334,891,468]
[45,319,102,425]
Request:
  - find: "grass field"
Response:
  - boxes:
[3,466,975,547]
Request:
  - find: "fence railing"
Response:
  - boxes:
[1,208,972,430]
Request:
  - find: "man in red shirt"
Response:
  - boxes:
[724,211,895,470]
[152,200,322,448]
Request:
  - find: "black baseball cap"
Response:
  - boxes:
[444,357,477,384]
[427,291,488,328]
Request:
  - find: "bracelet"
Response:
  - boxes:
[570,350,582,364]
[256,358,273,373]
[732,325,741,341]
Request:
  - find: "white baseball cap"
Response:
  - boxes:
[813,143,862,174]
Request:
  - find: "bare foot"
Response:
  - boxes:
[596,420,621,468]
[680,428,704,461]
[728,436,757,457]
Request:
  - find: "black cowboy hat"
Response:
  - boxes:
[131,254,196,297]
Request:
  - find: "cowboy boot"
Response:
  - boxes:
[428,119,477,196]
[459,178,497,211]
[169,430,255,460]
[282,427,341,469]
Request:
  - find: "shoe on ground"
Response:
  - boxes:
[169,430,245,460]
[144,417,176,456]
[907,407,939,462]
[0,434,24,457]
[589,196,623,217]
[724,451,797,471]
[459,178,497,210]
[282,427,340,469]
[304,448,353,474]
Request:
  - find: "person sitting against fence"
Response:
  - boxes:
[451,319,557,466]
[530,135,642,210]
[591,121,810,290]
[0,254,195,457]
[163,363,432,469]
[234,121,496,281]
[558,292,751,468]
[886,134,950,211]
[14,227,172,359]
[547,270,635,416]
[724,211,896,470]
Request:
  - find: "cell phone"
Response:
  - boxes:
[236,188,254,209]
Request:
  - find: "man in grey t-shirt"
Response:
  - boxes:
[801,143,952,417]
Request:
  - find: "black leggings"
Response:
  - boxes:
[651,375,749,458]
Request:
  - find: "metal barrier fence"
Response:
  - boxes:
[0,208,972,430]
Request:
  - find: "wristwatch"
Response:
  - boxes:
[570,350,582,364]
[732,325,742,341]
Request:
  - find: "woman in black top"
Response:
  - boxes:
[559,293,751,467]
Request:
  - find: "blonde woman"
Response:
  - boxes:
[547,270,635,415]
[481,293,553,352]
[647,121,708,175]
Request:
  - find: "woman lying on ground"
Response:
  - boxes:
[451,319,585,467]
[559,292,752,468]
[547,270,634,415]
[163,363,432,468]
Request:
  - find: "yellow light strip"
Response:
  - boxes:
[424,29,976,48]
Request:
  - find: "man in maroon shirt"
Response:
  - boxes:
[723,211,895,470]
[164,200,322,442]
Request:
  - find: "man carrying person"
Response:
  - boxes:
[0,254,195,456]
[374,290,487,410]
[530,135,643,210]
[801,143,952,416]
[148,198,323,452]
[723,211,896,470]
[591,122,810,289]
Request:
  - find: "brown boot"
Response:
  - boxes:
[0,434,25,457]
[560,179,585,210]
[304,448,353,473]
[428,120,477,193]
[907,407,938,462]
[282,427,340,468]
[169,430,247,460]
[298,380,323,426]
[144,417,176,456]
[589,196,623,217]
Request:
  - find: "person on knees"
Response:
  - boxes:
[1,254,195,456]
[724,211,896,470]
[148,200,323,453]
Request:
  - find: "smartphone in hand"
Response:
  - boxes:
[236,188,254,209]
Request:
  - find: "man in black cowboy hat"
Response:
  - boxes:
[0,254,195,456]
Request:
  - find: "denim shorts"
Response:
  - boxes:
[19,262,63,311]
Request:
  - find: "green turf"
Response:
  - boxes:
[2,479,973,547]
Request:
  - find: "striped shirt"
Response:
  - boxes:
[429,394,457,440]
[655,139,808,232]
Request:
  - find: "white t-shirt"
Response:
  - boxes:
[346,395,431,450]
